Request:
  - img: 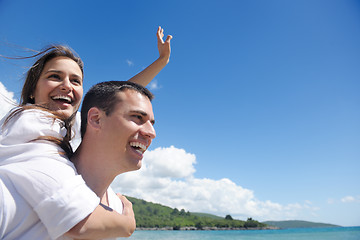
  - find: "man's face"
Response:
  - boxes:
[100,89,156,173]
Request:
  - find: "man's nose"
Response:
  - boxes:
[141,121,156,139]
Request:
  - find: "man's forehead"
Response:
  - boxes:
[116,89,149,103]
[116,90,153,112]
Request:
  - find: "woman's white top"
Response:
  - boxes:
[0,109,101,240]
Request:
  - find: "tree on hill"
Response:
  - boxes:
[225,215,233,220]
[244,217,266,228]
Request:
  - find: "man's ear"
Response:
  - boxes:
[87,107,103,130]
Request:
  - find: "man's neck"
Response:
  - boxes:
[71,142,116,200]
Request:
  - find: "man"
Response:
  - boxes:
[0,81,156,239]
[70,81,156,238]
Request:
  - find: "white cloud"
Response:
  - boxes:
[148,80,161,90]
[341,196,358,203]
[0,82,17,119]
[145,146,196,178]
[126,59,134,67]
[111,146,318,221]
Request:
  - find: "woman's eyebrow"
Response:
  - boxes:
[44,69,62,74]
[43,70,82,78]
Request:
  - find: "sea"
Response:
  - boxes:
[123,227,360,240]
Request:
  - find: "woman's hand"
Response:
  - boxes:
[157,26,172,64]
[117,193,136,228]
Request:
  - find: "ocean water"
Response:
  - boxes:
[124,227,360,240]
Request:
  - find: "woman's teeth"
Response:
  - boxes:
[52,95,72,103]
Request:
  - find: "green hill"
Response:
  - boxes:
[262,220,341,229]
[127,196,268,230]
[191,212,225,220]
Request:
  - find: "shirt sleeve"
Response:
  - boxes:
[1,109,99,239]
[0,109,68,166]
[1,108,66,144]
[3,160,100,239]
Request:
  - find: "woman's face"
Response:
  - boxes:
[33,56,83,118]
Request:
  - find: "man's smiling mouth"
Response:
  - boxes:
[130,142,147,154]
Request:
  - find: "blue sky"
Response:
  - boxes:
[0,0,359,226]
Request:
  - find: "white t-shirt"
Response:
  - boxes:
[0,178,123,240]
[0,109,100,239]
[107,186,123,215]
[106,187,124,240]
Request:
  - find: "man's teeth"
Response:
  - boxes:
[130,142,146,153]
[52,96,72,103]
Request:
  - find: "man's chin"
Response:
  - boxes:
[125,164,142,174]
[132,161,142,171]
[137,162,142,169]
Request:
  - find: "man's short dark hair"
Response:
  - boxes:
[80,81,153,138]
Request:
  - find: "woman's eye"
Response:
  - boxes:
[48,74,60,79]
[71,79,82,85]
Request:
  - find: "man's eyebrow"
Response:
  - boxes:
[130,110,155,125]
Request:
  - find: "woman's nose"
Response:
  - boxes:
[60,78,72,91]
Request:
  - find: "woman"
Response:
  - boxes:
[0,27,172,239]
[20,26,172,143]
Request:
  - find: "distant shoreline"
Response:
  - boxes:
[136,226,279,231]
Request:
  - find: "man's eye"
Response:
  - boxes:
[132,115,142,121]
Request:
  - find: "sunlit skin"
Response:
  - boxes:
[67,89,156,239]
[99,90,156,174]
[72,89,156,203]
[33,56,83,118]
